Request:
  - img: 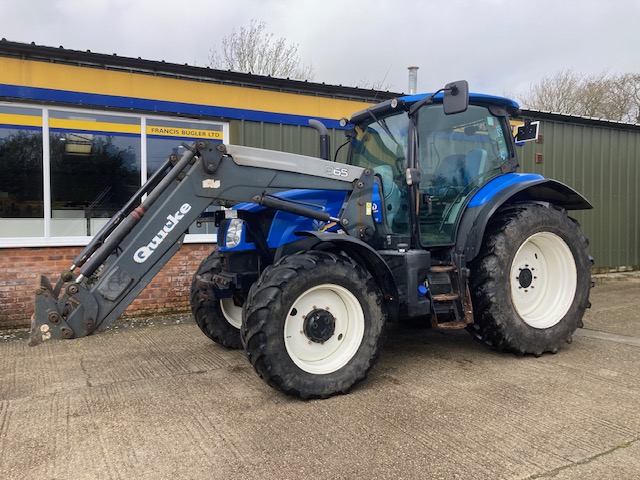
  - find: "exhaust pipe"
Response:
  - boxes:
[308,119,331,161]
[408,66,419,94]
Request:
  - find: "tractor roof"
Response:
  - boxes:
[349,92,519,125]
[401,92,519,110]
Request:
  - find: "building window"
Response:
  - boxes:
[0,106,44,237]
[0,104,228,246]
[146,118,225,236]
[49,111,142,237]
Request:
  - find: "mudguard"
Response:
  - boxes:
[299,231,399,321]
[457,174,593,262]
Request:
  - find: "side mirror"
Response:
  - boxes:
[443,80,469,115]
[515,120,540,143]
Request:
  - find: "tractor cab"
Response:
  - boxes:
[346,87,520,247]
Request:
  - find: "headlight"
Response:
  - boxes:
[225,218,244,248]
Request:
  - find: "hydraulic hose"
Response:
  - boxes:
[76,147,197,282]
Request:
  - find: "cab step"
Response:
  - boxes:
[427,263,474,331]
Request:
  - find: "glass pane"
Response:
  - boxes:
[0,106,44,237]
[146,119,224,174]
[146,119,225,235]
[49,111,141,236]
[347,111,410,234]
[348,112,409,172]
[417,104,509,246]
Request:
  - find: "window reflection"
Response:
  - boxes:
[146,119,224,235]
[0,106,44,237]
[49,111,141,236]
[0,106,226,242]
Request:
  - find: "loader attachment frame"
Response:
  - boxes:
[30,141,374,345]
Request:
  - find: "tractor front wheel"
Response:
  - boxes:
[190,251,243,349]
[242,251,386,399]
[469,203,592,355]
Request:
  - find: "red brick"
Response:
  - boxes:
[0,244,215,328]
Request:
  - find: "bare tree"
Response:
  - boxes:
[576,71,611,118]
[519,69,640,123]
[521,69,580,114]
[616,73,640,123]
[208,20,314,81]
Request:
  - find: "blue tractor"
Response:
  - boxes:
[31,82,592,399]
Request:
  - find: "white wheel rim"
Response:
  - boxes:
[284,284,365,375]
[220,298,243,329]
[510,232,577,329]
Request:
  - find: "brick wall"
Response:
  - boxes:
[0,244,214,329]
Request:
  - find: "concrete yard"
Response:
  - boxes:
[1,279,639,479]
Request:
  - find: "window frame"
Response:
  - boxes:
[0,102,229,248]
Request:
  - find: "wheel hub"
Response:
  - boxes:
[303,309,336,344]
[518,267,534,289]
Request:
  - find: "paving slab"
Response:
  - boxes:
[1,282,639,479]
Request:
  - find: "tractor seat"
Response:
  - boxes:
[426,149,488,196]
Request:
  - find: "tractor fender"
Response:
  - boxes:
[457,175,592,263]
[297,231,399,321]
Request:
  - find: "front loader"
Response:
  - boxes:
[30,81,593,399]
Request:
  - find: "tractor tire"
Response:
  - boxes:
[190,250,243,349]
[242,251,386,399]
[468,203,592,355]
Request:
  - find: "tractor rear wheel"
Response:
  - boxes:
[468,203,592,355]
[242,251,386,399]
[190,250,243,349]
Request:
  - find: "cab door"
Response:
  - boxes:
[415,104,513,246]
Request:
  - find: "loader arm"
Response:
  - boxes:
[30,141,375,345]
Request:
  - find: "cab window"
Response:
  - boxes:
[416,104,512,246]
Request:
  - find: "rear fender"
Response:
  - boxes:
[457,175,592,262]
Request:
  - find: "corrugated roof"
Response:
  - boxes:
[520,108,640,131]
[0,38,400,103]
[2,39,639,131]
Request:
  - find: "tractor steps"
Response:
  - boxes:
[432,320,469,330]
[429,265,456,273]
[431,293,460,302]
[427,263,473,331]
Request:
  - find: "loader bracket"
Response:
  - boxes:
[29,275,100,346]
[200,142,227,174]
[30,276,73,345]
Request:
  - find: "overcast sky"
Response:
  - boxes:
[1,0,639,103]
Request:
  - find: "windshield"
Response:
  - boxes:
[347,111,409,174]
[347,111,410,234]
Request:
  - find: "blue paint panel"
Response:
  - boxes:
[218,189,347,252]
[468,173,545,207]
[400,92,519,109]
[0,84,346,129]
[371,182,383,223]
[0,123,41,131]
